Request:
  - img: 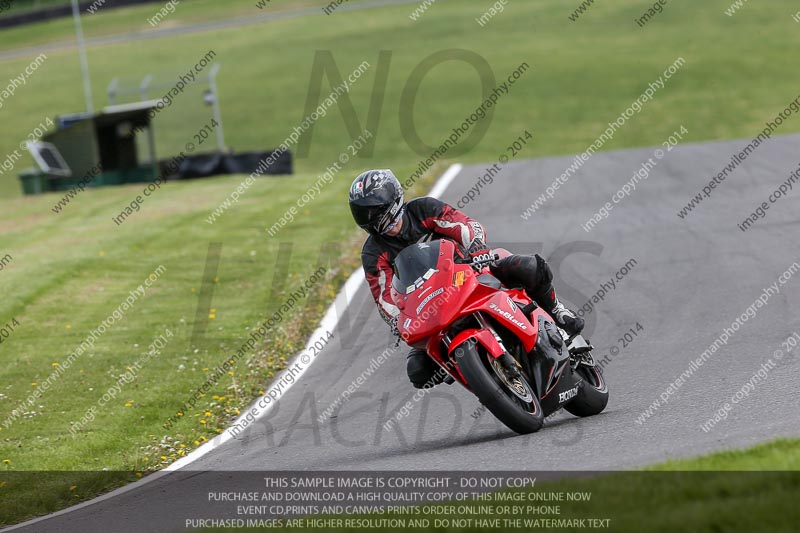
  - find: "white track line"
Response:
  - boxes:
[4,163,464,532]
[168,162,463,469]
[166,266,367,470]
[429,163,463,199]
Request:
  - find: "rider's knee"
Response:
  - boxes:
[406,349,436,389]
[496,254,552,288]
[532,254,553,286]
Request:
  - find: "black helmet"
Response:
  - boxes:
[349,169,405,235]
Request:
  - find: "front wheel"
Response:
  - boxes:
[455,340,544,434]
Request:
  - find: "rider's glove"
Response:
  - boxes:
[468,239,493,269]
[468,238,490,257]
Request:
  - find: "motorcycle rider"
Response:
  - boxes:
[349,169,584,389]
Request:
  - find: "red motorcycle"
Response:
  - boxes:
[393,239,608,434]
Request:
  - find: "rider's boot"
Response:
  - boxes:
[532,287,584,337]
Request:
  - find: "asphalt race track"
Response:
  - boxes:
[9,133,800,532]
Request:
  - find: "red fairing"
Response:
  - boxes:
[449,328,506,358]
[395,240,541,387]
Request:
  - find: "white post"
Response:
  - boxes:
[107,78,119,105]
[140,74,153,101]
[208,64,226,152]
[71,0,94,114]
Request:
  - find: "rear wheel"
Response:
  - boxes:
[455,340,544,434]
[564,363,608,417]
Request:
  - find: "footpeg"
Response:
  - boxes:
[566,334,593,355]
[520,302,538,316]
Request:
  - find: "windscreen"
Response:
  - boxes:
[392,241,441,292]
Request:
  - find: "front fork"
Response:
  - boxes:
[474,312,524,377]
[443,313,524,382]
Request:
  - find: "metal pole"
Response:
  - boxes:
[107,78,119,105]
[71,0,94,114]
[208,64,226,152]
[140,74,153,101]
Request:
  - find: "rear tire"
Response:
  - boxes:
[455,341,544,434]
[564,364,608,417]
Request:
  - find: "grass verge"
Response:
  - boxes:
[0,170,357,524]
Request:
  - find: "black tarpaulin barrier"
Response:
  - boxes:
[162,150,292,180]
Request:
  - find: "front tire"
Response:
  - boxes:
[564,364,608,417]
[455,340,544,434]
